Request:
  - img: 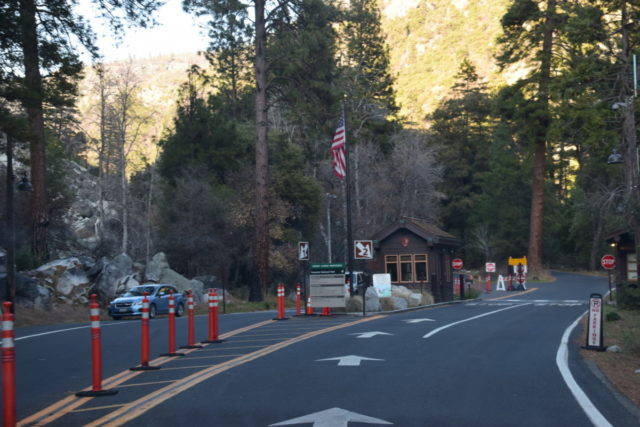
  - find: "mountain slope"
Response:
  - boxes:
[379,0,510,125]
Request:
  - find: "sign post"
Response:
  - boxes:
[298,242,310,314]
[585,293,605,351]
[452,259,463,299]
[601,254,616,302]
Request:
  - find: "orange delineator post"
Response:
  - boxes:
[203,289,224,343]
[306,296,314,315]
[485,274,491,293]
[76,295,118,396]
[295,283,302,316]
[131,292,160,371]
[160,291,184,357]
[181,290,203,349]
[274,283,288,320]
[321,307,331,317]
[508,274,514,291]
[2,302,16,427]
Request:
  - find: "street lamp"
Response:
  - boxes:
[326,193,337,262]
[607,148,623,165]
[4,133,32,313]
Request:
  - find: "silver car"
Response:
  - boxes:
[108,284,186,320]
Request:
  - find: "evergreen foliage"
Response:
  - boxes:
[7,0,640,300]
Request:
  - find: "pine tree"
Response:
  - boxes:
[430,59,492,250]
[0,0,161,259]
[496,0,559,277]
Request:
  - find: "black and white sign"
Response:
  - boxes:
[354,240,373,259]
[298,242,309,260]
[586,293,605,350]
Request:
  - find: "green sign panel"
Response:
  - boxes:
[310,263,345,274]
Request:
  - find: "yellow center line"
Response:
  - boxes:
[116,380,176,388]
[485,287,539,301]
[71,404,125,414]
[88,315,385,427]
[18,319,275,426]
[232,331,318,337]
[198,345,267,352]
[159,364,219,371]
[227,337,291,342]
[170,354,244,360]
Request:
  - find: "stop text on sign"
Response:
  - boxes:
[600,254,615,270]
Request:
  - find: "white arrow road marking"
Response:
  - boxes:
[423,303,530,339]
[403,318,435,324]
[317,355,384,366]
[269,407,393,426]
[349,331,393,338]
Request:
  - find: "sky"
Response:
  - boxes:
[77,0,209,63]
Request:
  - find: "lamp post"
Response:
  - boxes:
[607,2,640,284]
[326,193,337,262]
[4,133,32,314]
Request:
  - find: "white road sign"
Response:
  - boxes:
[298,241,309,260]
[354,240,373,259]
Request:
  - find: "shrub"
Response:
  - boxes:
[618,285,640,310]
[606,311,621,321]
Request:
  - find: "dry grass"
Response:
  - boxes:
[579,306,640,408]
[14,304,102,328]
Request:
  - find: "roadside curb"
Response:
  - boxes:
[572,313,640,420]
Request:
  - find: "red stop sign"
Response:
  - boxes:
[452,258,463,270]
[601,255,616,270]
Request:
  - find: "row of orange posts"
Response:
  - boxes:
[2,283,332,425]
[274,282,332,319]
[0,288,224,426]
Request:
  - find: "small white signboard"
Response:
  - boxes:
[486,262,496,273]
[372,273,392,298]
[298,242,309,260]
[586,294,604,350]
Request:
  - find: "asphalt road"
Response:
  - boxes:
[5,272,640,426]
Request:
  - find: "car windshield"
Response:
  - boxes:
[123,286,157,297]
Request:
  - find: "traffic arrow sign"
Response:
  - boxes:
[269,407,392,426]
[403,318,435,324]
[354,240,373,259]
[316,355,384,366]
[349,331,393,339]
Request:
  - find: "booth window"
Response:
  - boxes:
[415,254,428,281]
[385,254,429,283]
[385,256,398,282]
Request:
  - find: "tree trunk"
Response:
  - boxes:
[527,0,555,278]
[97,67,107,252]
[20,0,48,259]
[252,0,269,301]
[619,0,640,275]
[146,165,155,265]
[120,147,128,254]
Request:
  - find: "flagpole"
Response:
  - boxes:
[343,101,355,297]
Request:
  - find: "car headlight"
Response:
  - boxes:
[132,300,143,307]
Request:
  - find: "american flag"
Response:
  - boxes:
[330,109,346,180]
